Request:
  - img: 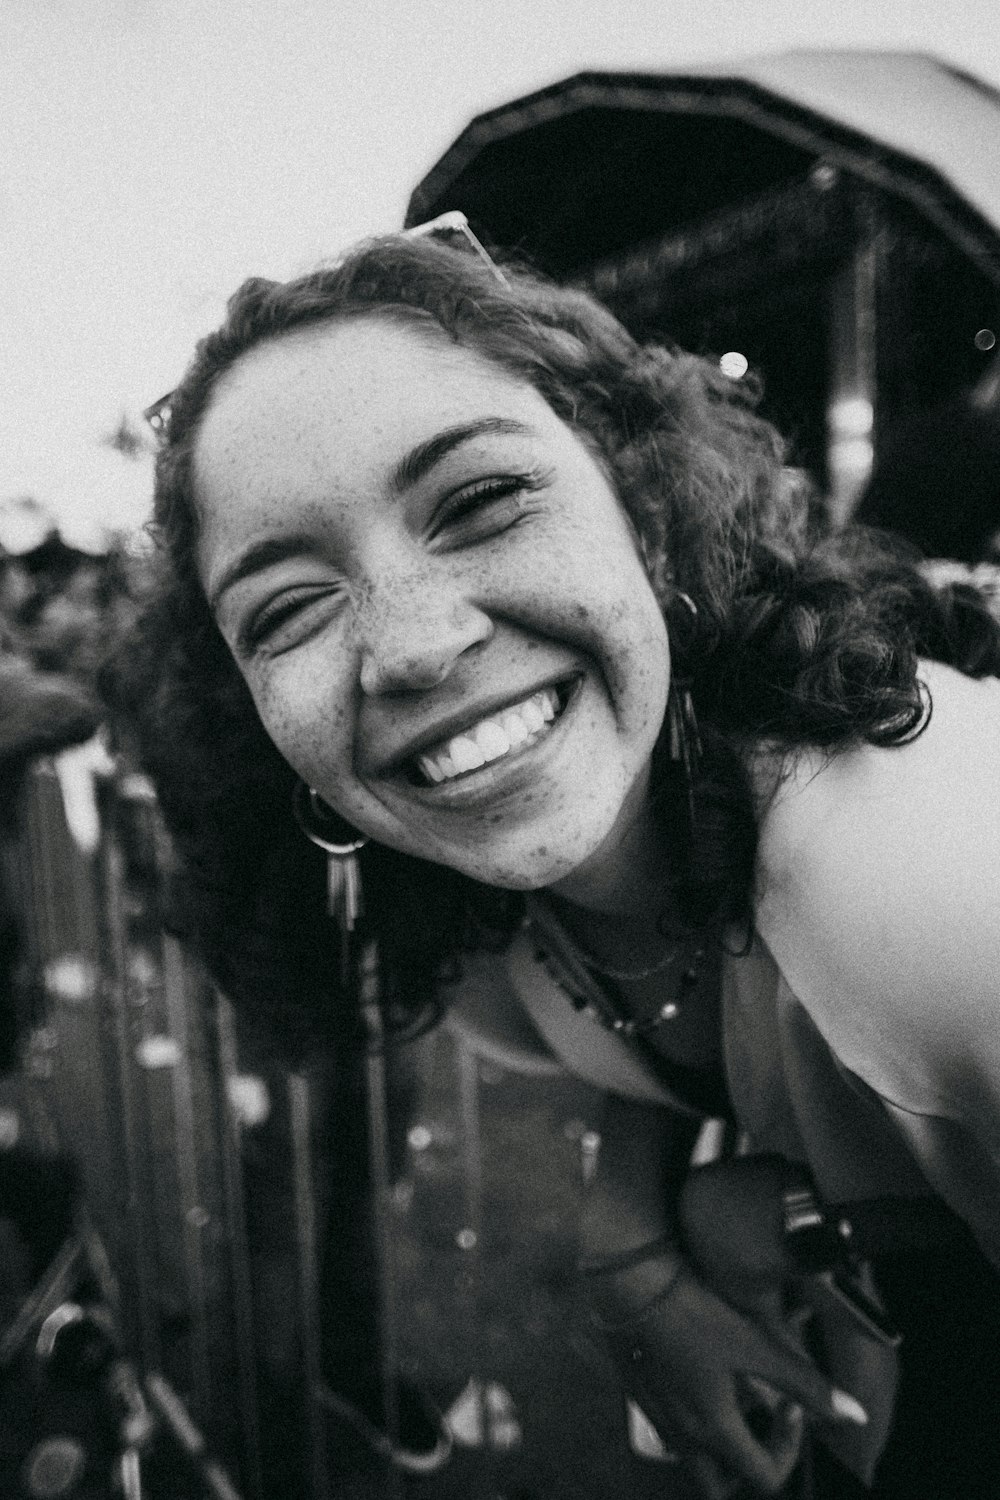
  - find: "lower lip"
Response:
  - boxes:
[397,680,582,810]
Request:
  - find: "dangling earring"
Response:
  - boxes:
[667,592,702,830]
[293,781,368,967]
[668,677,702,774]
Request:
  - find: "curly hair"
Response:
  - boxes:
[110,233,1000,1058]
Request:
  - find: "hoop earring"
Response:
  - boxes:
[292,780,368,947]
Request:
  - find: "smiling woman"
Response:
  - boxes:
[193,313,669,900]
[111,230,1000,1498]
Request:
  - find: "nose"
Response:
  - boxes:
[355,567,493,696]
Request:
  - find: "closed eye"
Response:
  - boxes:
[235,583,344,658]
[427,468,549,547]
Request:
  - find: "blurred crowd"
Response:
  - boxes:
[0,499,145,1069]
[0,498,142,692]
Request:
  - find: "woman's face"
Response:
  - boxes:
[193,315,670,901]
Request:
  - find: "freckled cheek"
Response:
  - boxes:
[596,596,669,713]
[251,671,356,788]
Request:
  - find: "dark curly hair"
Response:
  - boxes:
[109,233,1000,1058]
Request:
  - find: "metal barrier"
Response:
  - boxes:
[1,763,298,1498]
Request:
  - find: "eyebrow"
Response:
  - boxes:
[390,417,533,492]
[208,416,533,613]
[207,533,319,614]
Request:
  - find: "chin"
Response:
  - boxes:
[450,836,608,895]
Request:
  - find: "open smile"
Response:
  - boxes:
[404,678,578,788]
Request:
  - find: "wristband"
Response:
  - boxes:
[587,1255,686,1331]
[578,1232,679,1277]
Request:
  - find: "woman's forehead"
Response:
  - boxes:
[214,312,522,418]
[195,314,551,491]
[190,314,565,560]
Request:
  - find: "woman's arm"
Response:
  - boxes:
[578,1093,698,1258]
[579,1096,865,1497]
[755,660,1000,1266]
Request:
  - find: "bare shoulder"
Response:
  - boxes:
[756,662,1000,896]
[751,663,1000,1112]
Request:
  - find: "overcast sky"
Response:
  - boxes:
[3,0,999,538]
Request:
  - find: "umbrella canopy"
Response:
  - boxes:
[407,50,1000,285]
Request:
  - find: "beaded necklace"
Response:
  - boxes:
[523,894,710,1038]
[524,896,729,1116]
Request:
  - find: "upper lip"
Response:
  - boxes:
[366,673,577,777]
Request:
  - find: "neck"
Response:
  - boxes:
[548,772,670,925]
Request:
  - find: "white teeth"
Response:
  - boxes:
[448,736,486,773]
[414,686,566,785]
[500,710,530,748]
[521,698,545,733]
[473,720,511,761]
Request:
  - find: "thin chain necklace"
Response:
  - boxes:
[577,940,691,984]
[525,895,710,1036]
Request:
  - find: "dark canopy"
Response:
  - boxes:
[407,51,1000,286]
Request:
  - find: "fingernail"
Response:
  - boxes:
[832,1388,868,1425]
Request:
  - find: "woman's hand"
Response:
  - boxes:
[593,1254,866,1498]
